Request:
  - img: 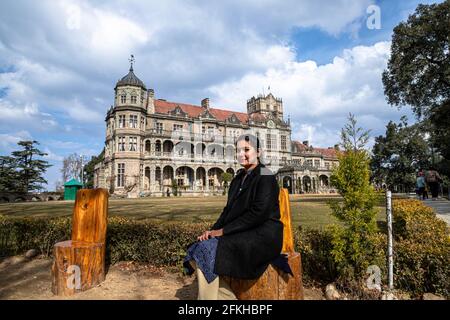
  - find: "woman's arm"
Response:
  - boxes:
[222,175,278,235]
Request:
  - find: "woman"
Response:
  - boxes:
[183,133,284,300]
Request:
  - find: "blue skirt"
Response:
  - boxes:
[183,238,219,283]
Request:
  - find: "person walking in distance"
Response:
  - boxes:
[416,169,426,200]
[425,166,443,200]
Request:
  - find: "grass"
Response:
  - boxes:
[0,195,387,230]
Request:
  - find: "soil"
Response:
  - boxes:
[0,255,325,300]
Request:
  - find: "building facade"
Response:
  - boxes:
[94,63,339,197]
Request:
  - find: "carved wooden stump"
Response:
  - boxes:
[51,240,105,296]
[224,189,304,300]
[51,188,108,296]
[225,252,304,300]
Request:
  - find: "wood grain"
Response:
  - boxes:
[226,188,304,300]
[51,240,105,296]
[226,252,304,300]
[52,188,109,296]
[72,189,108,243]
[279,188,295,253]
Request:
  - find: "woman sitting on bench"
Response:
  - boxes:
[183,133,284,300]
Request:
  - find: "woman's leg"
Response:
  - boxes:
[190,260,219,300]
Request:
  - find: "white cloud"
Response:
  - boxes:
[42,147,64,162]
[0,99,59,131]
[65,99,103,123]
[0,131,32,152]
[207,41,409,147]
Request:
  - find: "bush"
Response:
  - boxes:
[0,215,71,257]
[0,215,209,271]
[1,203,448,298]
[392,199,450,298]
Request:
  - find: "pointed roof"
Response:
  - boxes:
[115,64,146,90]
[64,178,83,187]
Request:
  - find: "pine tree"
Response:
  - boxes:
[11,140,52,192]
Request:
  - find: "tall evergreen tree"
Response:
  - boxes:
[10,140,52,192]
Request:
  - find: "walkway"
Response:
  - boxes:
[422,198,450,225]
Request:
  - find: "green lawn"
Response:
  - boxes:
[0,195,387,230]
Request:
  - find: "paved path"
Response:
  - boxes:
[422,198,450,225]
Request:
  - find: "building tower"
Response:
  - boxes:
[104,55,148,197]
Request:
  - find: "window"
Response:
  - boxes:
[118,115,126,128]
[202,126,206,134]
[306,159,313,166]
[140,116,145,129]
[120,95,126,104]
[117,163,125,187]
[131,95,137,104]
[266,133,274,150]
[156,123,163,133]
[173,124,183,132]
[314,160,320,167]
[281,157,287,164]
[325,162,330,169]
[129,137,137,151]
[129,115,138,128]
[118,136,125,151]
[281,135,287,151]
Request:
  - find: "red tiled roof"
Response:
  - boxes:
[292,140,338,158]
[154,99,248,123]
[314,147,338,158]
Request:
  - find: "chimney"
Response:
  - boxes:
[201,98,210,109]
[148,89,154,98]
[303,140,309,147]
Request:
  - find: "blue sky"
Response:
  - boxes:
[0,0,443,191]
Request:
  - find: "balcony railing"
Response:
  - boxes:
[147,129,239,144]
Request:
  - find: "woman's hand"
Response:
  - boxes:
[197,229,224,241]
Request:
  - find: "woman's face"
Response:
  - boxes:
[236,140,259,168]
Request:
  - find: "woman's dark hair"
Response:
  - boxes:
[236,133,261,152]
[236,133,263,164]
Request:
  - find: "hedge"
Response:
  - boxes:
[0,198,448,298]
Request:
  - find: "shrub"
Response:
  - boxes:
[392,199,450,298]
[328,114,380,279]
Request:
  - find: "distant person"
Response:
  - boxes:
[166,188,170,197]
[425,167,443,200]
[416,170,426,200]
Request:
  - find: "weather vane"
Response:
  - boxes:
[129,54,135,71]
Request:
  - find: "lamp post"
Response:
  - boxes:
[80,154,84,187]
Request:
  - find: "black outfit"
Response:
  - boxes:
[429,182,439,198]
[210,163,284,279]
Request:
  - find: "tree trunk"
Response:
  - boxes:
[224,252,304,300]
[51,240,105,296]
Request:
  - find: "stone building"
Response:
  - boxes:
[94,61,339,197]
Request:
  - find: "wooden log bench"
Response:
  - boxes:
[51,189,109,296]
[224,188,304,300]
